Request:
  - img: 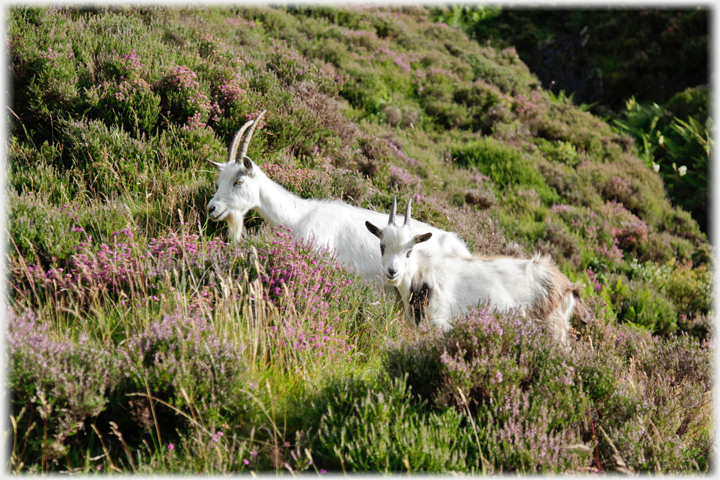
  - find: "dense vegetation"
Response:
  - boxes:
[449,7,709,110]
[431,5,712,233]
[6,5,713,474]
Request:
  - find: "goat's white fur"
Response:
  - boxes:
[366,199,592,342]
[206,112,472,286]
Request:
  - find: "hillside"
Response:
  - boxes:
[6,6,713,474]
[465,7,709,110]
[444,6,711,232]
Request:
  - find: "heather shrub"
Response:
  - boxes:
[627,258,713,326]
[58,118,148,190]
[89,77,161,135]
[536,138,580,166]
[209,76,249,136]
[267,39,339,96]
[121,312,250,433]
[11,228,225,317]
[250,227,356,363]
[454,79,502,112]
[47,116,224,198]
[253,226,396,354]
[382,105,402,126]
[385,301,712,473]
[7,308,254,472]
[8,310,126,468]
[306,377,479,472]
[388,164,421,192]
[85,49,161,135]
[536,159,591,207]
[577,315,713,472]
[290,81,358,148]
[452,137,558,203]
[341,66,392,115]
[608,276,677,336]
[423,99,470,130]
[385,307,592,473]
[8,8,79,136]
[262,162,314,196]
[8,190,130,264]
[662,207,707,247]
[327,167,372,203]
[158,65,218,127]
[12,223,392,354]
[665,85,709,124]
[355,134,392,177]
[548,204,623,266]
[8,222,402,472]
[464,188,495,209]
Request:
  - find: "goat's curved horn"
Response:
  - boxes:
[404,198,413,226]
[228,120,254,164]
[388,196,397,225]
[238,109,267,161]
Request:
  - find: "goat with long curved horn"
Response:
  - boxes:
[207,110,472,292]
[236,109,267,163]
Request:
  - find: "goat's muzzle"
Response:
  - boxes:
[207,203,226,221]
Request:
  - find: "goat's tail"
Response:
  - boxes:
[570,283,593,325]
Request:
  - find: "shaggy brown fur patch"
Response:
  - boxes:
[526,254,593,343]
[409,277,432,327]
[571,283,594,324]
[527,255,570,321]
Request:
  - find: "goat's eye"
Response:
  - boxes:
[406,249,412,258]
[380,245,385,255]
[234,179,244,186]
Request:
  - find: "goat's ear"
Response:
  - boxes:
[366,221,382,239]
[242,156,255,176]
[206,159,223,171]
[413,232,432,245]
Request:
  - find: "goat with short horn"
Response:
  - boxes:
[366,198,593,342]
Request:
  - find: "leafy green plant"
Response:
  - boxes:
[430,4,502,36]
[611,90,712,232]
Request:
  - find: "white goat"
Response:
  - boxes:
[365,199,592,343]
[206,111,472,287]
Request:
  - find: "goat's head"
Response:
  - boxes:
[206,110,266,241]
[365,196,432,285]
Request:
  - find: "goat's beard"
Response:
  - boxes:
[227,217,244,243]
[384,275,401,287]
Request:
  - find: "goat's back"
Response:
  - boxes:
[422,252,590,343]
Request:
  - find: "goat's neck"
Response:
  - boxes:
[396,259,422,319]
[254,170,313,231]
